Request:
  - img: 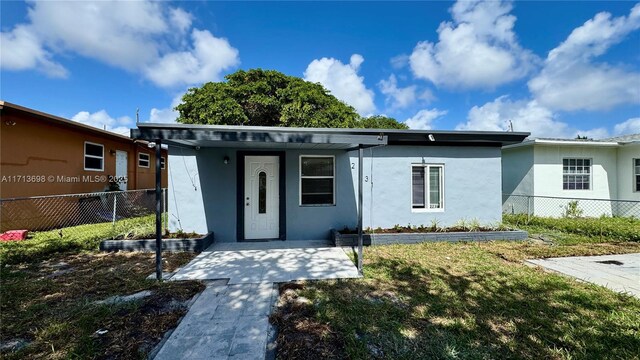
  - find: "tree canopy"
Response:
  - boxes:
[175,69,407,130]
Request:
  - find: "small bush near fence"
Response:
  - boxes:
[504,214,640,242]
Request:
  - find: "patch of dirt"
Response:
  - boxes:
[0,251,203,360]
[95,282,204,360]
[364,290,408,309]
[529,234,555,245]
[269,283,346,360]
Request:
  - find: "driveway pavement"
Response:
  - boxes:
[153,241,360,359]
[527,253,640,298]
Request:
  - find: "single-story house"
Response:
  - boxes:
[132,124,528,242]
[502,134,640,217]
[0,100,168,198]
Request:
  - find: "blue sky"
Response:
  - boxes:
[1,1,639,138]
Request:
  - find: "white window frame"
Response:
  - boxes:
[411,163,444,212]
[161,156,166,170]
[562,158,592,191]
[299,155,336,206]
[634,158,640,193]
[83,141,104,171]
[138,152,150,168]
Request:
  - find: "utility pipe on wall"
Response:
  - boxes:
[358,145,363,273]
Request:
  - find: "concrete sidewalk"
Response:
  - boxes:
[527,253,640,298]
[154,281,277,360]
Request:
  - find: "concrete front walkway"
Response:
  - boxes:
[171,240,361,283]
[153,241,360,359]
[527,253,640,298]
[154,281,276,360]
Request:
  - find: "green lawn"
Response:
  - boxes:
[0,215,158,265]
[272,217,640,359]
[272,241,640,360]
[503,214,640,244]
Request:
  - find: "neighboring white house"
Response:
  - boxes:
[502,134,640,218]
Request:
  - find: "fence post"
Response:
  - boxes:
[527,195,532,224]
[112,193,117,225]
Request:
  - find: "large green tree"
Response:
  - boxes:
[175,69,407,129]
[360,115,408,130]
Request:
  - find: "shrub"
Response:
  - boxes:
[562,200,584,218]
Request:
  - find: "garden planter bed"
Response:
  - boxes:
[100,232,214,252]
[331,229,528,247]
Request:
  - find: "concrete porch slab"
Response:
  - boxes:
[171,240,361,284]
[527,253,640,298]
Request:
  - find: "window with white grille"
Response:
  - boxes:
[563,158,591,190]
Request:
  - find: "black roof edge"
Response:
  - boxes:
[131,123,529,147]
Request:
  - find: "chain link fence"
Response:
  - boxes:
[503,193,640,219]
[0,189,167,240]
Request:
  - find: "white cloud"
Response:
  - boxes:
[148,93,185,123]
[169,7,193,33]
[614,117,640,135]
[528,4,640,111]
[409,0,537,89]
[144,29,239,88]
[456,96,612,138]
[390,54,409,69]
[304,54,376,115]
[378,75,419,110]
[405,108,447,130]
[149,108,178,124]
[0,25,68,78]
[0,0,239,88]
[71,110,133,136]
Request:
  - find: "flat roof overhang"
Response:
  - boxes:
[502,138,622,150]
[131,123,530,149]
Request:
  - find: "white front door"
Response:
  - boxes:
[244,156,279,239]
[115,150,128,190]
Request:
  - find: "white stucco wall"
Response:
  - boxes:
[353,145,504,229]
[166,146,208,234]
[532,145,618,217]
[616,143,640,217]
[501,146,534,215]
[502,146,534,196]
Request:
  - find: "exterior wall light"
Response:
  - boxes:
[223,155,230,164]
